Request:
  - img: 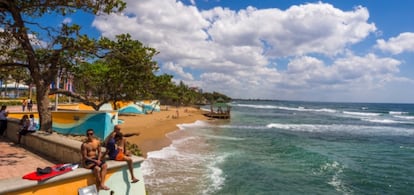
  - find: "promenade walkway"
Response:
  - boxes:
[0,137,56,180]
[0,105,54,181]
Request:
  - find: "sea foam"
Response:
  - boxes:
[342,111,381,116]
[236,103,337,113]
[266,122,414,136]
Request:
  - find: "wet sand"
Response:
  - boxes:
[117,106,208,157]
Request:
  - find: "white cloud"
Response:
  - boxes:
[375,32,414,54]
[278,53,401,90]
[91,0,412,102]
[62,18,72,24]
[203,3,376,57]
[162,62,194,80]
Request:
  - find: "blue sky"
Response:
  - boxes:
[41,0,414,103]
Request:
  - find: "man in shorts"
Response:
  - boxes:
[81,129,110,191]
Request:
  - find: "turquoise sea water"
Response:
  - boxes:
[141,100,414,194]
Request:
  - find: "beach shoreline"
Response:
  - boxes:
[118,106,208,158]
[6,104,208,158]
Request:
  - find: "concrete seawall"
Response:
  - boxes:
[0,118,146,194]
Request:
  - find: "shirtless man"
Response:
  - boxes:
[81,129,110,191]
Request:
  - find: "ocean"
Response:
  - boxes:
[141,100,414,195]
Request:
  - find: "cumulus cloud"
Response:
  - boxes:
[204,3,376,57]
[281,53,400,89]
[62,18,72,24]
[375,32,414,54]
[162,62,194,80]
[91,0,410,102]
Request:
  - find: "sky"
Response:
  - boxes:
[45,0,414,103]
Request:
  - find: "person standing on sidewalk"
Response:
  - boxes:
[0,105,9,137]
[22,99,27,112]
[27,99,33,112]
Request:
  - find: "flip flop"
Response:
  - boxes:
[99,186,110,191]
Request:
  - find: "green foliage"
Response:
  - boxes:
[69,34,161,109]
[0,100,23,106]
[0,0,233,133]
[0,0,127,131]
[126,142,142,156]
[155,80,232,106]
[203,91,232,103]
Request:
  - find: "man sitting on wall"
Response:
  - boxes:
[81,129,110,191]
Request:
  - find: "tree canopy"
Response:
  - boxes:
[0,0,231,132]
[57,34,161,110]
[0,0,126,131]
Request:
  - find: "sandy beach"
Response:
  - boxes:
[5,104,208,157]
[117,106,208,157]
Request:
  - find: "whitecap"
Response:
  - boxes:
[146,145,180,159]
[201,134,245,141]
[219,124,266,130]
[323,161,353,194]
[266,122,414,136]
[235,104,337,113]
[343,111,381,116]
[177,120,211,130]
[202,154,228,194]
[393,115,414,120]
[361,118,402,124]
[389,111,409,115]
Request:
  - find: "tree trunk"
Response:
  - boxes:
[36,83,52,132]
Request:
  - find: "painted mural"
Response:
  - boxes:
[8,111,118,140]
[57,100,160,114]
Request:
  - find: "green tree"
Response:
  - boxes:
[52,34,160,111]
[9,66,31,97]
[203,91,231,104]
[150,74,177,104]
[0,0,126,131]
[0,67,11,97]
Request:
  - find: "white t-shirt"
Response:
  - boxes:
[0,110,7,120]
[28,118,37,131]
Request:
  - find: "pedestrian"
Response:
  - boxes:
[22,99,27,111]
[27,99,33,112]
[0,105,8,137]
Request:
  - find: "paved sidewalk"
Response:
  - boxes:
[5,105,38,112]
[0,137,56,180]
